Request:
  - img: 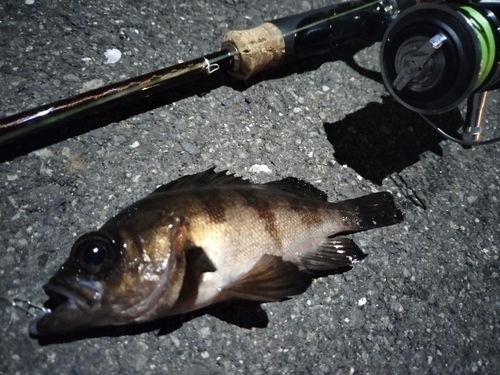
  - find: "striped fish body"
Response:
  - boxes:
[30,168,403,335]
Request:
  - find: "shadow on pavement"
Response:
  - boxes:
[34,300,269,345]
[324,95,464,185]
[0,41,373,162]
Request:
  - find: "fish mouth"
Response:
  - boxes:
[29,280,103,336]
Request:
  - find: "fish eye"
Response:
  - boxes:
[72,232,117,274]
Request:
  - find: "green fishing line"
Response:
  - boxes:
[459,6,496,89]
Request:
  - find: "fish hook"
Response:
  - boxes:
[0,296,49,333]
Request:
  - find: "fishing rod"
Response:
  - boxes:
[0,0,412,147]
[1,0,500,148]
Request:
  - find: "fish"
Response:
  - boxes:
[29,168,403,335]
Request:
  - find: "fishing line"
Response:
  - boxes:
[420,114,500,146]
[282,0,383,37]
[0,296,49,333]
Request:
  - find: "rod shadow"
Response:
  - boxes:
[0,40,373,162]
[323,95,464,185]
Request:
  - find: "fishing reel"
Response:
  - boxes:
[380,0,500,145]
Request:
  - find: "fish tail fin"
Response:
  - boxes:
[337,192,404,232]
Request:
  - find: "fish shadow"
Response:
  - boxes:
[33,265,358,345]
[323,95,464,185]
[0,40,373,162]
[34,300,269,345]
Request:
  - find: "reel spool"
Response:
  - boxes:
[380,2,500,144]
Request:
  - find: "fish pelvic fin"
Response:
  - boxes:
[301,237,366,275]
[222,254,311,302]
[338,192,404,232]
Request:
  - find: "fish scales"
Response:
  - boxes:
[184,188,348,313]
[184,187,339,265]
[115,186,336,282]
[29,168,404,335]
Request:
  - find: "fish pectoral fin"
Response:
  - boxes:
[222,254,311,302]
[301,237,367,273]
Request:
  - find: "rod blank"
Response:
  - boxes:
[0,0,408,146]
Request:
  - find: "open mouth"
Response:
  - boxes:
[29,280,103,336]
[43,283,86,312]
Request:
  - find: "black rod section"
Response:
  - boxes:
[0,0,416,147]
[0,50,235,145]
[271,0,393,63]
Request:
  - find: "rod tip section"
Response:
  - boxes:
[222,22,285,80]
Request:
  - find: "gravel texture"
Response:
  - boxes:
[1,0,499,374]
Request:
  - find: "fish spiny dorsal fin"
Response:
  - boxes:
[151,167,250,194]
[222,254,311,302]
[264,177,328,201]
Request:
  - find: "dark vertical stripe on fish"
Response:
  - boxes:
[287,197,324,228]
[236,189,283,251]
[170,251,201,313]
[196,189,227,224]
[170,246,217,314]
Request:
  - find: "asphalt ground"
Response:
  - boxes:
[0,0,499,374]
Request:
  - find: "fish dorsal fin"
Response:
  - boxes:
[301,237,367,274]
[265,177,328,201]
[151,167,250,194]
[222,254,311,302]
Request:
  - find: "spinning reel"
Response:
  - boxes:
[380,0,500,145]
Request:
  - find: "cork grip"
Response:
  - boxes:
[222,22,286,80]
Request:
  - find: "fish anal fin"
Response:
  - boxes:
[151,167,249,194]
[222,254,311,302]
[301,237,366,274]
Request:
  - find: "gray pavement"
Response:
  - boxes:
[0,0,499,374]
